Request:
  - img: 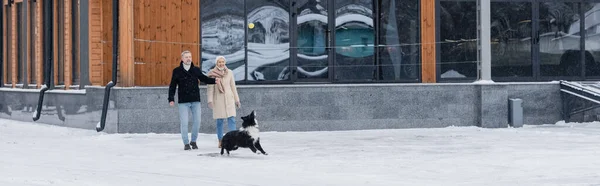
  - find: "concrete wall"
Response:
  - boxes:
[0,82,563,133]
[0,87,118,133]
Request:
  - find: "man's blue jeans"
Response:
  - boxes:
[216,116,236,140]
[178,102,201,145]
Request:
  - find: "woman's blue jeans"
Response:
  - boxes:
[216,116,236,140]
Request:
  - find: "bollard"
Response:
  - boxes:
[508,98,523,128]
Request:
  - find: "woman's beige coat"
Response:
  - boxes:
[207,69,240,119]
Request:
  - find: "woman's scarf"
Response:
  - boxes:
[207,67,227,93]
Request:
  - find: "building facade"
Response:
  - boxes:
[2,0,599,88]
[0,0,599,133]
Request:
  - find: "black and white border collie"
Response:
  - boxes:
[220,110,268,156]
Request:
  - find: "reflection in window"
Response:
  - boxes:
[246,0,290,81]
[439,1,477,79]
[380,0,420,81]
[582,3,600,77]
[334,1,375,81]
[539,2,581,77]
[201,0,246,81]
[491,2,532,78]
[296,0,329,80]
[336,23,374,58]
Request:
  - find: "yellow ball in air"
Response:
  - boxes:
[248,23,255,29]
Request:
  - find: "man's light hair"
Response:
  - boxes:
[215,56,226,63]
[181,50,191,58]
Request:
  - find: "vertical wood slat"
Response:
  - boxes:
[101,0,112,85]
[53,0,58,85]
[183,0,198,66]
[420,0,436,83]
[197,0,201,67]
[35,0,43,88]
[89,0,103,85]
[165,0,172,86]
[151,0,159,86]
[133,0,145,86]
[146,0,154,86]
[119,0,134,86]
[159,0,165,85]
[143,0,153,86]
[2,2,6,85]
[165,0,171,85]
[64,0,71,89]
[10,2,16,88]
[136,0,143,86]
[147,0,154,86]
[155,0,163,86]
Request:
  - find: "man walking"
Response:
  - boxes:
[169,50,219,150]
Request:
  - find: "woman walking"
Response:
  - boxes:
[207,56,241,148]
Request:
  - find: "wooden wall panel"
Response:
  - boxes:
[89,0,103,86]
[133,0,144,86]
[64,0,72,89]
[156,0,165,86]
[182,0,199,75]
[119,0,134,86]
[133,0,200,86]
[35,0,43,88]
[101,0,112,85]
[53,0,58,85]
[2,3,6,85]
[421,0,436,83]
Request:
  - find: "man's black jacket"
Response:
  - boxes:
[168,62,216,103]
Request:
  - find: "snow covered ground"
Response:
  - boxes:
[1,118,600,186]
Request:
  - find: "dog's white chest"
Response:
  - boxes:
[243,126,260,142]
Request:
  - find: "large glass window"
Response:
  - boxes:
[380,0,420,81]
[539,2,581,77]
[333,0,375,81]
[582,2,600,77]
[201,0,246,81]
[246,0,290,81]
[296,0,329,80]
[491,2,533,78]
[438,1,477,79]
